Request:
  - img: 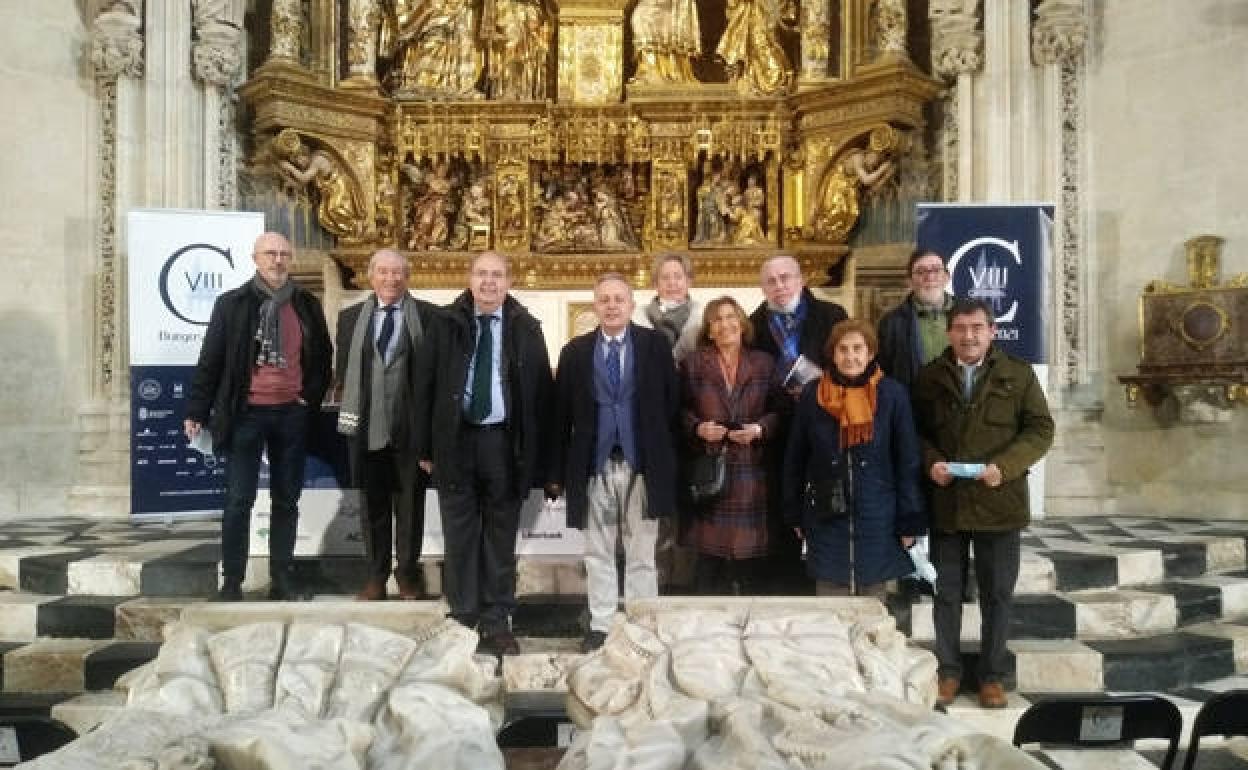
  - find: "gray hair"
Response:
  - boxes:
[469,251,511,277]
[368,248,409,275]
[595,271,633,295]
[651,253,694,285]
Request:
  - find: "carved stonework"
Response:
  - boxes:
[558,1,626,104]
[192,2,243,87]
[1057,60,1083,385]
[345,0,380,82]
[928,0,982,79]
[90,1,144,80]
[1032,0,1087,66]
[799,0,832,81]
[269,0,303,62]
[938,93,958,202]
[873,0,908,60]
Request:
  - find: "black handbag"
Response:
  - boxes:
[686,447,727,504]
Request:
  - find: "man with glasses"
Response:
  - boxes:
[912,298,1054,710]
[878,249,953,389]
[185,232,332,601]
[414,252,553,657]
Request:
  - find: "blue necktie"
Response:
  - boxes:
[377,305,396,363]
[607,338,622,393]
[469,315,494,423]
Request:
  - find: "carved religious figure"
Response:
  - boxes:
[272,129,367,240]
[692,164,727,245]
[594,190,640,250]
[811,126,899,243]
[449,177,493,249]
[402,159,455,249]
[379,0,484,97]
[717,0,795,96]
[629,0,702,84]
[486,0,551,99]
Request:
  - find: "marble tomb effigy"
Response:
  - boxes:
[18,598,1041,768]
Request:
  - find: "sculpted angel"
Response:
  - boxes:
[630,0,702,84]
[272,129,365,240]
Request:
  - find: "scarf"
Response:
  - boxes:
[252,274,295,368]
[337,294,424,437]
[644,296,692,349]
[767,294,807,368]
[816,360,883,449]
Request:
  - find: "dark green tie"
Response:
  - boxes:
[468,314,493,423]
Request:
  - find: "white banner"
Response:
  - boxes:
[127,209,264,518]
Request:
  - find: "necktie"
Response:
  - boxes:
[607,338,622,393]
[376,305,396,363]
[468,315,494,423]
[962,364,976,400]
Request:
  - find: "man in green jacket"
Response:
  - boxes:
[912,298,1054,710]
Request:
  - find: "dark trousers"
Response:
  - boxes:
[221,403,308,582]
[436,425,523,634]
[932,528,1021,684]
[693,555,761,596]
[360,447,429,583]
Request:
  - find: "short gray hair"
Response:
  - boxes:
[651,253,694,285]
[368,248,409,275]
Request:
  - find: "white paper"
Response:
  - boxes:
[1078,705,1124,742]
[0,725,19,764]
[784,355,823,389]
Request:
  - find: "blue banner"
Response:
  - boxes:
[914,204,1053,364]
[131,364,226,514]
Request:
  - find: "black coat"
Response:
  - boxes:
[783,376,926,586]
[748,287,848,373]
[876,293,922,390]
[548,323,679,530]
[186,280,332,452]
[412,292,553,499]
[334,295,440,482]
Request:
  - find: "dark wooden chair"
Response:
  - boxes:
[1183,689,1248,770]
[0,715,77,767]
[1012,694,1182,770]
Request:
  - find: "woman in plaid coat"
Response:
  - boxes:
[679,296,785,594]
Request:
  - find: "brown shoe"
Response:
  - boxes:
[356,579,387,601]
[936,676,960,706]
[477,629,521,657]
[978,681,1008,709]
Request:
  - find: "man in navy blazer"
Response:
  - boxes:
[547,273,679,652]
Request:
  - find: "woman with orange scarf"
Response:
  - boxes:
[782,319,925,599]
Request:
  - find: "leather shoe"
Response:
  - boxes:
[581,630,607,653]
[978,681,1008,709]
[217,579,243,602]
[478,629,521,657]
[395,577,423,601]
[269,573,310,601]
[936,676,960,706]
[356,579,387,601]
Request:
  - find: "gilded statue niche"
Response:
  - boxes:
[271,128,370,243]
[532,162,645,253]
[400,154,492,251]
[809,124,901,243]
[692,157,772,248]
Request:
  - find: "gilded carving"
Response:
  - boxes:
[558,18,624,104]
[532,163,642,252]
[345,0,381,80]
[379,0,484,97]
[486,0,554,99]
[798,0,832,81]
[268,0,303,62]
[629,0,701,84]
[810,125,900,243]
[692,160,771,247]
[272,129,369,242]
[650,163,687,250]
[872,0,909,59]
[718,0,796,96]
[494,164,529,251]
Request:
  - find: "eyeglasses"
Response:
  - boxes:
[911,267,946,277]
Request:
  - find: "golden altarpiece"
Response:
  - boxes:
[241,0,940,292]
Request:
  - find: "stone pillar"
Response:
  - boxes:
[74,0,146,515]
[192,0,245,209]
[268,0,304,64]
[343,0,381,87]
[873,0,909,61]
[928,0,982,202]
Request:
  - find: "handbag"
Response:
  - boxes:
[686,446,727,504]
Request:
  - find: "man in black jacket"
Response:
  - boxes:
[335,249,439,601]
[749,255,848,592]
[877,249,953,389]
[546,273,679,652]
[413,252,553,656]
[185,232,332,601]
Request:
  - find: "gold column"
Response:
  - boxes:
[557,0,627,104]
[267,0,303,63]
[343,0,381,87]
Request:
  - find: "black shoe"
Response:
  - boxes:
[581,630,607,653]
[477,629,521,657]
[268,573,309,601]
[217,579,243,602]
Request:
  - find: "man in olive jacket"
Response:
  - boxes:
[912,298,1054,710]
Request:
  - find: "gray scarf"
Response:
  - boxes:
[252,274,296,368]
[644,297,692,349]
[337,294,424,437]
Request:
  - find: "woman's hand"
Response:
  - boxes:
[727,423,763,445]
[899,536,915,549]
[697,421,728,442]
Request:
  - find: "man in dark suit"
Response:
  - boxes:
[335,248,439,601]
[748,255,849,593]
[547,273,679,652]
[414,252,553,656]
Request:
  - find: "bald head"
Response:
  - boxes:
[252,232,294,290]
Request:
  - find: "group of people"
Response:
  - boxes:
[186,234,1054,710]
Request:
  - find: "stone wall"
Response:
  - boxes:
[0,1,93,515]
[1088,0,1248,517]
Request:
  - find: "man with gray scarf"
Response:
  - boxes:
[336,249,439,601]
[186,232,332,601]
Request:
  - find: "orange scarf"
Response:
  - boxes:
[816,367,883,449]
